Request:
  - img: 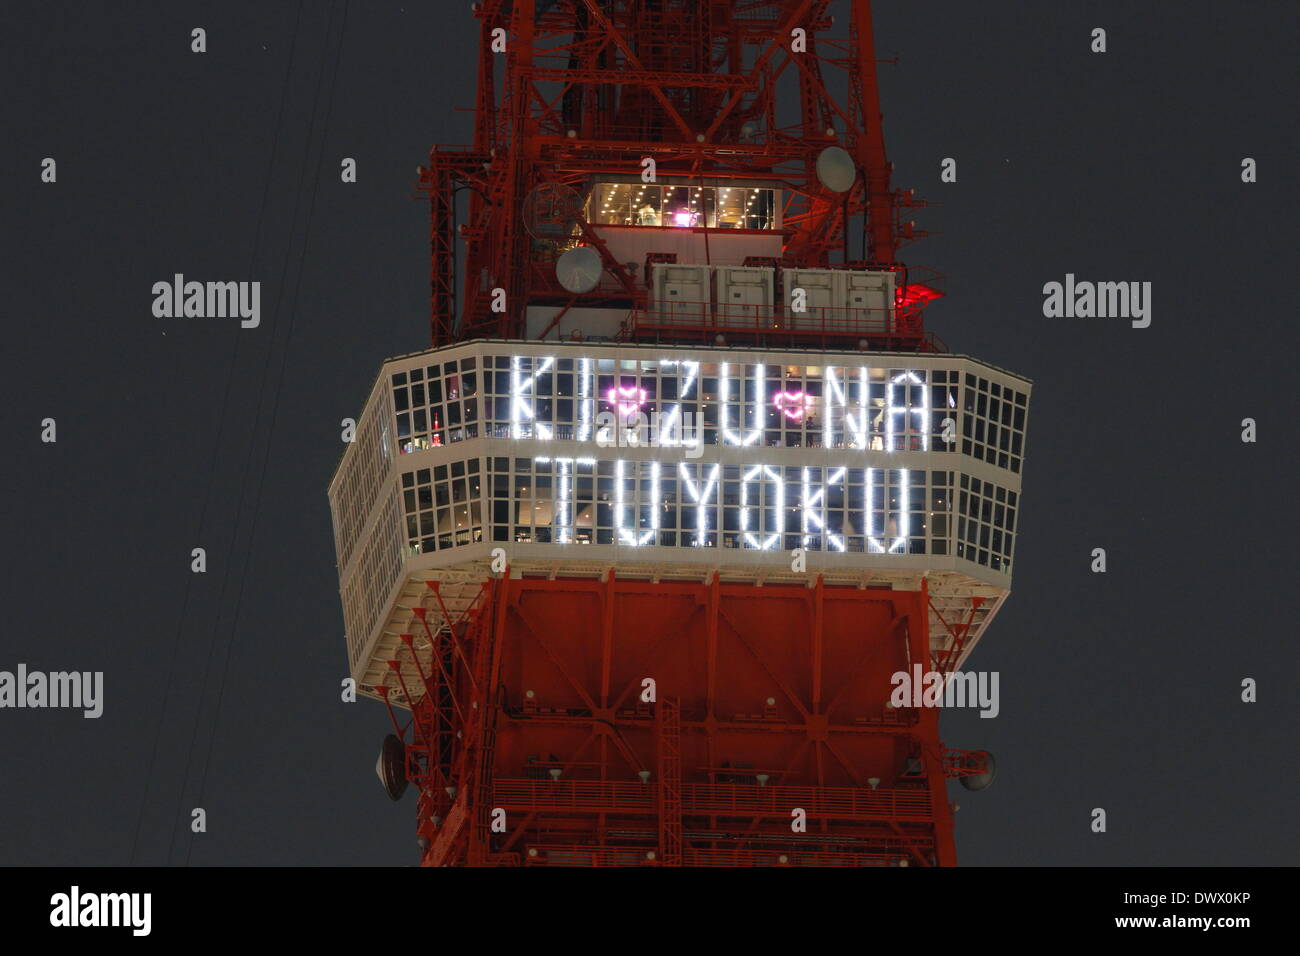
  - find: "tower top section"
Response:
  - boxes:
[420,0,938,347]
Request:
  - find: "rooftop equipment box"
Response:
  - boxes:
[651,263,712,323]
[714,266,774,328]
[844,270,896,332]
[781,267,838,330]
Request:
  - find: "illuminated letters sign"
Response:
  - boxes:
[474,352,1022,563]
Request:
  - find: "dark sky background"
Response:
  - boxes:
[1,1,1295,867]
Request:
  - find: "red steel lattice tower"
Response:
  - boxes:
[333,0,1029,867]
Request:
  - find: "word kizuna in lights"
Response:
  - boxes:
[509,357,933,451]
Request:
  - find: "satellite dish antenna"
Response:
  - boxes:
[555,245,603,294]
[376,733,409,801]
[959,751,997,792]
[815,145,857,193]
[522,182,584,241]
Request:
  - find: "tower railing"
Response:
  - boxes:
[491,778,935,821]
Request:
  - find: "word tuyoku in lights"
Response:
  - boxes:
[531,457,946,554]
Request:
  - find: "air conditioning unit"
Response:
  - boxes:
[651,263,712,323]
[714,266,774,327]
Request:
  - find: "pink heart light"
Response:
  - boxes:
[772,390,814,422]
[606,385,647,416]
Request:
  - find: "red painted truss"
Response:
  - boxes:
[379,573,978,866]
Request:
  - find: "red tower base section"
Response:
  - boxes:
[383,573,971,867]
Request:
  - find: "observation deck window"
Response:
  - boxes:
[587,182,777,229]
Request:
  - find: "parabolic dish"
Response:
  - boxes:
[815,145,857,193]
[959,752,997,792]
[555,245,604,294]
[522,182,584,241]
[376,733,409,801]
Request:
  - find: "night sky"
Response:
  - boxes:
[1,1,1295,866]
